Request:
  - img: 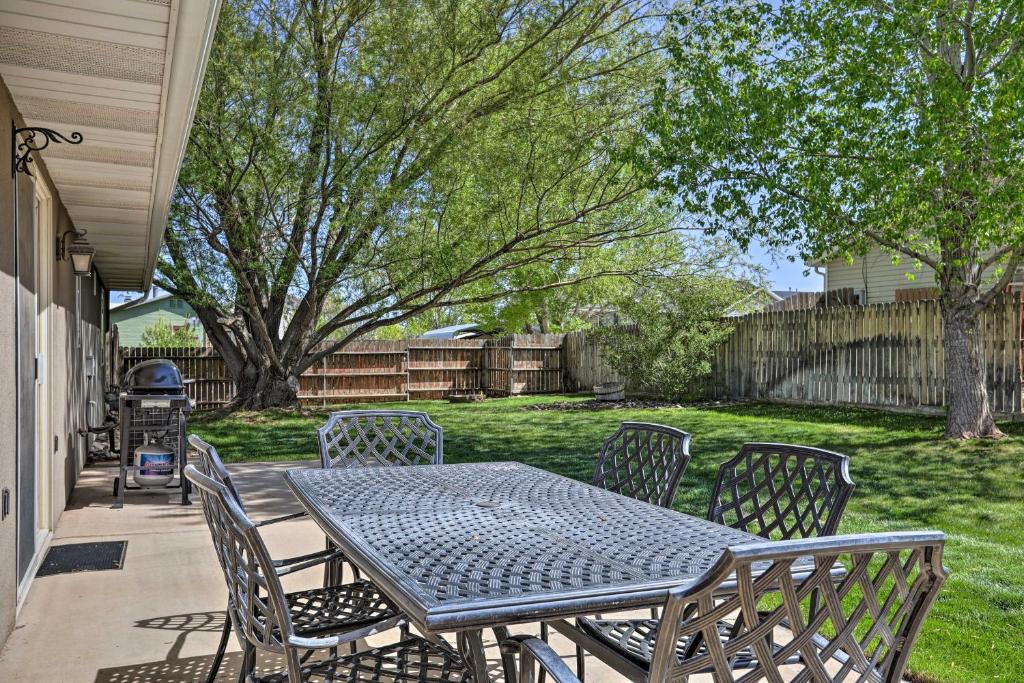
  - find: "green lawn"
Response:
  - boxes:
[191,395,1024,682]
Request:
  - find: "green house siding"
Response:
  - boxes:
[111,298,205,347]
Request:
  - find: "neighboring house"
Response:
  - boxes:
[815,247,1024,304]
[725,288,826,316]
[815,247,938,304]
[111,293,205,346]
[576,304,624,328]
[0,1,220,650]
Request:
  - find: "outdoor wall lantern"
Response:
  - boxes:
[57,229,95,277]
[12,121,83,177]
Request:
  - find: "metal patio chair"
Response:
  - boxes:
[185,464,468,683]
[545,422,692,670]
[591,422,692,508]
[574,443,856,680]
[317,410,444,469]
[315,410,443,589]
[707,443,856,540]
[512,532,948,683]
[315,414,443,572]
[189,436,349,682]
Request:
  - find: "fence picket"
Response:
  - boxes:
[712,294,1022,415]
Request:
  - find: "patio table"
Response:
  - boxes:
[284,462,772,681]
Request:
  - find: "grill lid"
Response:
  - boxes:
[123,359,185,393]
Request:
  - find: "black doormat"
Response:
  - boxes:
[36,541,127,576]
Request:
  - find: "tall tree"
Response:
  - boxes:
[161,0,675,409]
[140,315,201,348]
[649,0,1024,438]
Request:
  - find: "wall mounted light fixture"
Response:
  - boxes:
[12,121,83,177]
[57,228,95,277]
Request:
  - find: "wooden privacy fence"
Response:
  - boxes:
[121,334,568,409]
[561,329,628,391]
[710,293,1023,415]
[121,294,1024,415]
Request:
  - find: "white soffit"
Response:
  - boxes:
[0,0,221,291]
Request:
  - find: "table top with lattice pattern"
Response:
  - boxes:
[285,462,764,632]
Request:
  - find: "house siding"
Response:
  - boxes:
[111,297,204,346]
[0,75,108,648]
[825,247,938,304]
[0,74,19,653]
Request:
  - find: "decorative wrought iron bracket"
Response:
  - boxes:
[12,121,83,177]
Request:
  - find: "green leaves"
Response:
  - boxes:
[140,315,201,348]
[592,236,756,400]
[166,0,676,360]
[649,0,1024,292]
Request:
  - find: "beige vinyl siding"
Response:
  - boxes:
[0,74,108,646]
[825,247,938,304]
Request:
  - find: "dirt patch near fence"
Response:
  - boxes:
[522,398,743,411]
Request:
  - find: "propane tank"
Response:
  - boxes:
[133,435,175,488]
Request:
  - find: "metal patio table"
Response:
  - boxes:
[284,462,774,682]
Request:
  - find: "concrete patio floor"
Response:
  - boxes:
[0,460,627,683]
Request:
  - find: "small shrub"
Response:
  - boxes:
[593,277,743,401]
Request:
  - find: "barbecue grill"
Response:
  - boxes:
[114,359,192,508]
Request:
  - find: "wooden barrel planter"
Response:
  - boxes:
[593,382,625,402]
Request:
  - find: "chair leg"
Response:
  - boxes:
[323,537,335,586]
[238,642,256,683]
[206,608,232,683]
[493,626,517,683]
[576,644,585,682]
[538,623,549,683]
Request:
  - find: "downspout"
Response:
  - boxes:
[116,289,151,310]
[813,266,826,305]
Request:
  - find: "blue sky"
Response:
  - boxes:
[747,238,824,292]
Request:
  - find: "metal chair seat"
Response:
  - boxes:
[284,580,400,638]
[257,636,470,682]
[576,616,773,672]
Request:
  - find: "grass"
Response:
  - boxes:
[191,395,1024,682]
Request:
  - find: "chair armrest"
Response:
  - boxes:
[272,547,346,574]
[501,636,581,683]
[253,510,308,527]
[287,614,405,650]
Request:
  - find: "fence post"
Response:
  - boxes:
[404,342,411,401]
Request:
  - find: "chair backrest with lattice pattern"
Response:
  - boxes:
[592,422,692,508]
[188,434,243,505]
[184,464,294,655]
[317,410,443,469]
[648,532,947,683]
[708,443,855,540]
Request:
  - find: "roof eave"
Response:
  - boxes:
[140,0,222,292]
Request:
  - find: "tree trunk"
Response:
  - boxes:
[228,362,300,410]
[942,302,1003,439]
